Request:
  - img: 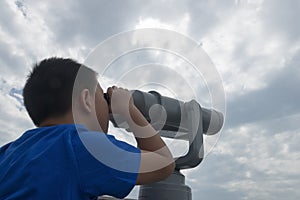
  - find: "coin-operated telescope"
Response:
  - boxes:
[107,90,224,200]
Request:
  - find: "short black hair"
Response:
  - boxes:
[23,57,97,126]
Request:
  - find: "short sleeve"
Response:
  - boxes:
[73,131,141,199]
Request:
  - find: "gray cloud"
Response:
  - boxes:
[0,1,23,39]
[226,50,300,129]
[25,0,145,48]
[261,0,300,42]
[0,40,28,78]
[185,116,300,199]
[0,79,33,144]
[186,0,238,38]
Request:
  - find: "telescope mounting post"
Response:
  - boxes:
[138,100,204,200]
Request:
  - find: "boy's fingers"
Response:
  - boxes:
[107,86,130,97]
[107,87,113,97]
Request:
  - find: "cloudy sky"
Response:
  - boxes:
[1,0,299,199]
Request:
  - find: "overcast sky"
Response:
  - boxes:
[0,0,299,199]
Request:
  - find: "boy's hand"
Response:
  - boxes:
[107,86,135,116]
[107,86,175,184]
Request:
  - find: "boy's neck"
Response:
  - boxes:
[39,112,74,127]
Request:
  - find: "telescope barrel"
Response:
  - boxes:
[107,90,223,135]
[127,90,223,135]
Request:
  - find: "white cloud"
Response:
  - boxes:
[199,1,300,97]
[135,14,190,34]
[204,114,300,199]
[0,78,33,144]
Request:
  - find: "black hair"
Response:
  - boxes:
[23,57,97,126]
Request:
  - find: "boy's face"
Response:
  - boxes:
[94,83,109,133]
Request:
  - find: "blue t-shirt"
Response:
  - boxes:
[0,124,141,199]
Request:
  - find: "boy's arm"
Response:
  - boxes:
[126,105,175,184]
[108,87,175,185]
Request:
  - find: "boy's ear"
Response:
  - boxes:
[80,89,93,113]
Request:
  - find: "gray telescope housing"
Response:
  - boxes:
[110,90,223,138]
[132,90,223,136]
[109,89,224,170]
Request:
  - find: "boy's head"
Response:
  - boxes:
[23,57,109,132]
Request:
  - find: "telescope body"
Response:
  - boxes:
[110,90,223,138]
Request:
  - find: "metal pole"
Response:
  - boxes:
[138,170,191,200]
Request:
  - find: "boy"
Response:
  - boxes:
[0,57,175,199]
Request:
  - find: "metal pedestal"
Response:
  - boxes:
[138,170,191,200]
